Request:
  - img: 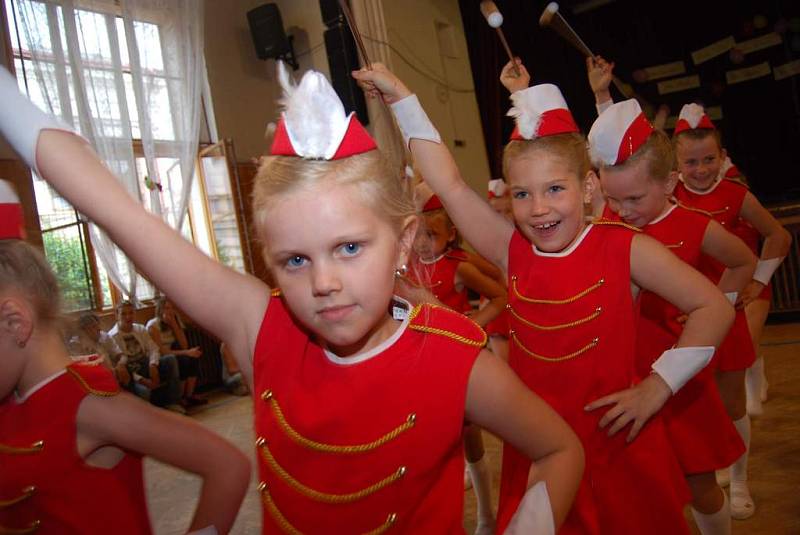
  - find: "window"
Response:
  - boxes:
[4,0,240,311]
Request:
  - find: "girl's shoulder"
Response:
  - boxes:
[407,303,486,349]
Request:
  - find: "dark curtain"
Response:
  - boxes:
[458,0,800,204]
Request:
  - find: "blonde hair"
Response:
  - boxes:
[604,129,674,182]
[502,132,591,182]
[0,240,61,324]
[252,150,417,252]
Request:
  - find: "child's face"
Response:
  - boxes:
[600,157,675,228]
[414,213,453,260]
[675,135,726,191]
[507,153,592,252]
[261,183,413,357]
[117,305,134,332]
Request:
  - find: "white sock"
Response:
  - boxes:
[691,493,731,535]
[746,358,764,416]
[467,456,495,525]
[731,416,750,483]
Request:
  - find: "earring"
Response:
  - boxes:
[394,264,408,277]
[16,339,26,348]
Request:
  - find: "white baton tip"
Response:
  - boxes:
[545,2,560,14]
[487,12,503,27]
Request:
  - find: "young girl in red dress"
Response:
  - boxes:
[0,63,584,534]
[352,59,737,535]
[587,99,757,535]
[0,181,250,535]
[672,104,792,519]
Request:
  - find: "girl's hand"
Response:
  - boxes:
[351,63,412,105]
[500,58,530,93]
[186,346,203,358]
[586,55,614,94]
[738,280,765,308]
[584,374,672,443]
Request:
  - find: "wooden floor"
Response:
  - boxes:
[145,323,800,534]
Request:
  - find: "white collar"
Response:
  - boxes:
[15,368,67,403]
[533,224,593,258]
[418,252,446,265]
[679,174,723,196]
[323,297,412,366]
[648,202,678,226]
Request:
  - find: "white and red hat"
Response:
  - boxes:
[507,84,579,141]
[673,103,715,134]
[487,178,508,199]
[0,179,24,240]
[269,62,376,159]
[414,181,444,213]
[588,99,654,166]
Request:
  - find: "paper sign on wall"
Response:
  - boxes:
[692,36,735,65]
[726,62,771,84]
[657,75,701,95]
[737,33,782,55]
[774,60,800,81]
[644,61,686,81]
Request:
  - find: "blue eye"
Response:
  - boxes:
[512,191,528,200]
[548,185,564,193]
[286,255,306,268]
[340,242,361,257]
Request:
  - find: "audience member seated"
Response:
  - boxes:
[147,297,207,408]
[220,342,249,397]
[67,313,129,384]
[108,300,185,414]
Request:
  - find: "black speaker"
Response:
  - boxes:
[324,23,368,126]
[247,4,290,60]
[319,0,344,27]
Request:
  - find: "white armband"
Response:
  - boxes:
[724,292,738,305]
[389,94,441,149]
[596,98,613,116]
[0,67,80,175]
[752,257,784,285]
[187,527,218,535]
[504,480,555,535]
[651,346,715,394]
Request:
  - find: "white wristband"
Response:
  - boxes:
[596,99,612,116]
[651,346,715,394]
[752,257,784,285]
[0,67,79,175]
[187,527,218,535]
[724,292,738,305]
[504,480,555,535]
[389,94,441,149]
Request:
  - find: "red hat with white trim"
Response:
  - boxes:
[414,181,444,213]
[487,178,507,199]
[674,103,715,134]
[269,62,376,159]
[507,84,579,141]
[0,179,24,240]
[588,99,654,166]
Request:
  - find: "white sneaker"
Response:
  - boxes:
[730,480,755,520]
[464,466,473,491]
[165,403,187,415]
[474,518,496,535]
[716,467,730,488]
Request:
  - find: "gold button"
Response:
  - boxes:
[397,466,407,477]
[406,413,417,424]
[255,437,266,447]
[261,389,273,401]
[258,481,267,493]
[32,440,44,450]
[387,513,397,524]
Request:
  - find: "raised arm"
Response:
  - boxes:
[0,67,267,372]
[466,350,584,532]
[585,56,614,114]
[352,64,514,271]
[700,220,757,300]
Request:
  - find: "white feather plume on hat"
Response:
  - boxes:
[507,89,543,140]
[276,61,351,159]
[678,103,706,129]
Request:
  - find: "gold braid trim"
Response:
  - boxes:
[271,288,282,297]
[511,332,599,362]
[665,241,685,249]
[261,391,415,454]
[511,276,604,305]
[675,202,713,218]
[258,483,397,535]
[256,439,406,503]
[590,219,642,232]
[407,304,487,347]
[507,306,602,331]
[0,441,43,455]
[65,367,118,397]
[0,486,35,508]
[0,520,40,534]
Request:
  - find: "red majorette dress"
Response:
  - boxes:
[732,218,772,301]
[253,294,484,534]
[607,203,745,474]
[408,249,471,312]
[0,362,151,535]
[496,223,690,535]
[674,177,756,371]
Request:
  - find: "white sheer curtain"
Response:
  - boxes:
[11,0,204,302]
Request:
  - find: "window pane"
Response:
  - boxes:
[200,156,245,273]
[42,225,93,312]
